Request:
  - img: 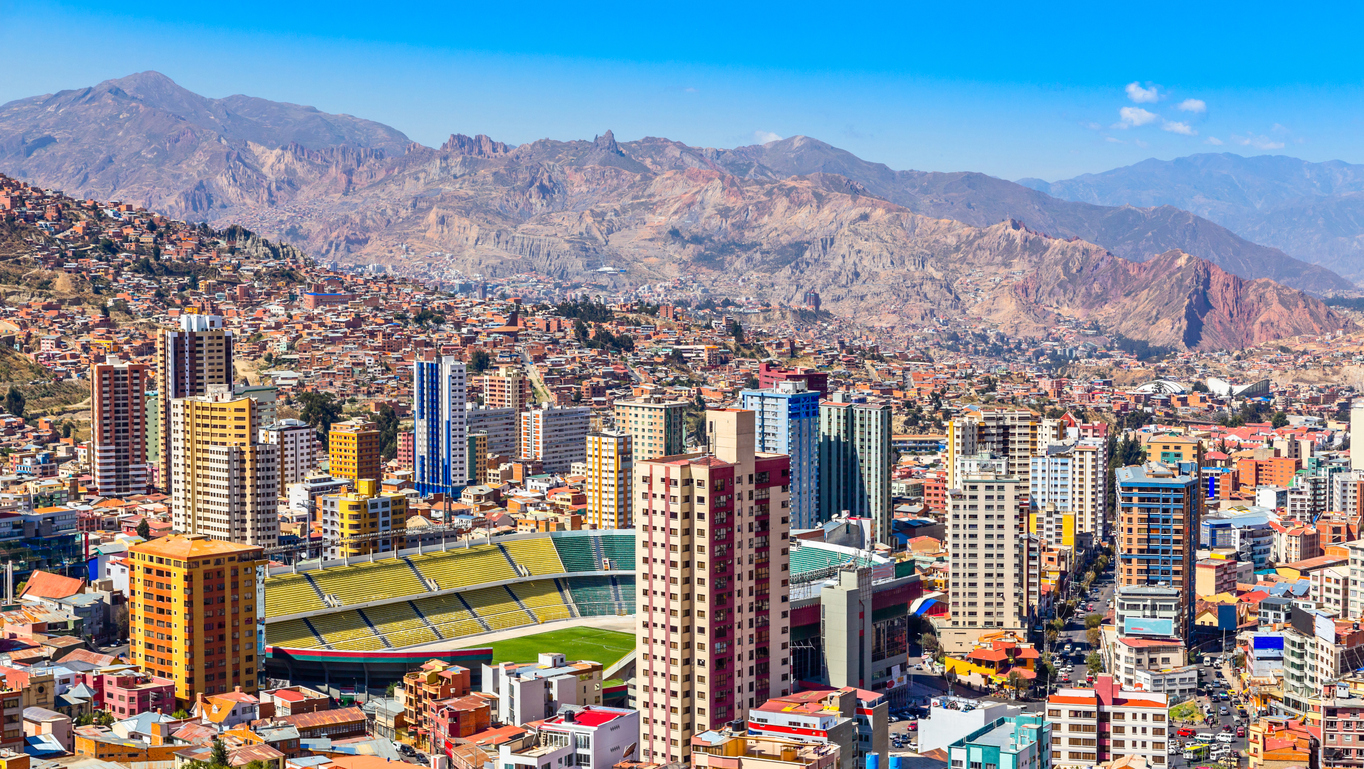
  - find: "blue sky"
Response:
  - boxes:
[4,0,1364,180]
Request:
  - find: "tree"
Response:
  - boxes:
[1006,669,1029,700]
[263,352,274,366]
[919,631,939,657]
[1271,411,1290,428]
[1086,651,1104,675]
[728,319,745,345]
[62,422,72,438]
[1191,380,1210,393]
[4,386,23,419]
[1085,614,1103,630]
[1086,626,1102,648]
[172,708,190,719]
[469,348,492,373]
[136,519,151,540]
[296,392,342,437]
[211,738,230,767]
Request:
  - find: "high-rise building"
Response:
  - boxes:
[91,358,152,497]
[614,395,688,462]
[466,404,519,458]
[742,380,819,530]
[128,534,265,705]
[155,314,234,489]
[1354,400,1364,472]
[1115,462,1202,640]
[414,356,468,497]
[146,390,161,480]
[947,407,1062,489]
[635,409,792,764]
[1045,676,1169,768]
[818,397,892,543]
[259,419,318,495]
[477,365,530,411]
[943,470,1032,649]
[329,419,381,482]
[468,432,489,485]
[1029,438,1108,541]
[521,406,589,473]
[169,387,280,548]
[585,431,632,529]
[320,478,410,559]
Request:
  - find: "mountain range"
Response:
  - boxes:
[0,72,1353,349]
[1022,153,1364,284]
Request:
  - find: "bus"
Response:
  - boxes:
[1183,744,1211,761]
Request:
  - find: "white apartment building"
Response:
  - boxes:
[1313,565,1351,618]
[1030,439,1107,540]
[1046,677,1170,768]
[481,653,603,726]
[521,406,590,473]
[259,418,318,494]
[944,471,1031,651]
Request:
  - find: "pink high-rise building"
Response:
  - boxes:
[635,409,792,765]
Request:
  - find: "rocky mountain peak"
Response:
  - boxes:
[441,133,511,157]
[593,130,622,155]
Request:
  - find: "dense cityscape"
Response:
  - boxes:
[0,159,1358,769]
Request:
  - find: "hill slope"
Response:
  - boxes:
[1023,153,1364,283]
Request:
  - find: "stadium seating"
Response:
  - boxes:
[502,538,567,575]
[552,535,601,572]
[362,601,440,649]
[566,576,619,617]
[265,618,325,648]
[309,610,386,651]
[412,595,487,639]
[309,560,427,606]
[510,580,573,622]
[463,585,534,628]
[264,574,326,615]
[410,546,517,589]
[600,533,636,569]
[790,545,864,576]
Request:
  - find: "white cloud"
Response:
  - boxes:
[1272,123,1290,134]
[1177,99,1206,114]
[1134,139,1150,148]
[1105,136,1124,144]
[683,87,698,93]
[753,131,782,144]
[1206,137,1224,146]
[1162,120,1196,136]
[1116,107,1159,128]
[1083,121,1103,131]
[1233,134,1285,150]
[1126,82,1160,103]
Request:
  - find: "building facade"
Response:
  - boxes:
[259,419,318,495]
[128,534,265,706]
[155,314,234,490]
[742,381,820,530]
[91,358,152,497]
[1114,462,1202,641]
[614,396,688,462]
[585,431,632,529]
[328,419,381,482]
[1029,439,1107,541]
[635,409,793,765]
[818,397,891,544]
[414,356,468,497]
[521,406,589,473]
[944,472,1032,649]
[169,388,280,548]
[320,478,411,559]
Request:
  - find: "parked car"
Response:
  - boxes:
[908,721,918,732]
[1236,726,1246,737]
[1176,728,1196,738]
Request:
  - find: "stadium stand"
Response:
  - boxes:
[309,560,427,606]
[510,580,573,623]
[463,585,534,629]
[266,617,325,648]
[789,544,869,575]
[502,538,567,575]
[409,546,517,589]
[264,574,327,615]
[552,535,600,572]
[309,610,386,651]
[412,595,486,639]
[362,601,440,648]
[566,576,622,617]
[601,534,635,569]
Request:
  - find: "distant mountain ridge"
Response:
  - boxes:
[1021,153,1364,283]
[0,72,1353,348]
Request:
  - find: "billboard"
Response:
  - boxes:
[1124,617,1175,637]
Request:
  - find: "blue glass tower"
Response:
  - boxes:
[413,356,468,497]
[741,380,820,529]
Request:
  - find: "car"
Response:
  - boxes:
[908,722,919,732]
[1177,728,1196,737]
[1215,733,1234,744]
[1236,726,1245,737]
[1223,724,1233,732]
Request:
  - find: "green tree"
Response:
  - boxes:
[1086,625,1102,648]
[211,738,230,767]
[136,519,151,540]
[62,422,73,438]
[296,392,343,437]
[172,708,189,719]
[374,403,402,461]
[1006,669,1029,700]
[1086,651,1104,675]
[1085,614,1103,630]
[4,386,24,419]
[728,319,745,345]
[469,348,492,373]
[1271,411,1290,428]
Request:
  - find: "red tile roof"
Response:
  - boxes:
[19,570,83,600]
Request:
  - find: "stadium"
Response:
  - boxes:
[262,530,924,698]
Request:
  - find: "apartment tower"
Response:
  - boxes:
[329,419,381,482]
[128,534,265,705]
[1115,461,1202,640]
[585,431,633,529]
[614,395,689,462]
[635,409,792,765]
[258,418,318,494]
[943,470,1032,650]
[155,314,234,490]
[818,396,892,543]
[413,355,468,497]
[741,380,819,530]
[520,406,590,473]
[478,365,531,411]
[1029,438,1108,541]
[320,478,410,559]
[169,387,280,548]
[947,407,1062,489]
[91,358,152,497]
